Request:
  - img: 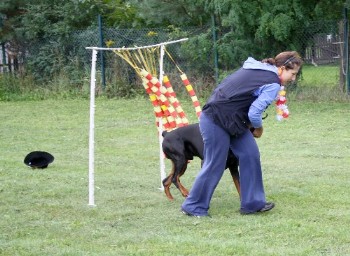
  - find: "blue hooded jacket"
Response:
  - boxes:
[202,57,281,136]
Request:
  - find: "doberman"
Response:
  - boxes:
[161,123,241,200]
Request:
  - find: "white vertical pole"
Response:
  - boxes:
[88,49,98,206]
[158,118,165,190]
[158,45,166,190]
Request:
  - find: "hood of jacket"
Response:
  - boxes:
[243,57,278,75]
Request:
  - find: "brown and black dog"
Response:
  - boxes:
[161,123,241,200]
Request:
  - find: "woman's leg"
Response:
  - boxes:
[181,113,230,216]
[230,130,266,213]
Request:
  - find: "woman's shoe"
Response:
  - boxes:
[181,208,210,218]
[240,202,275,215]
[258,202,275,212]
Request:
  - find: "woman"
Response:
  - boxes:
[181,51,303,216]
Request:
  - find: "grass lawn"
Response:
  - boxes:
[300,64,340,87]
[1,98,350,255]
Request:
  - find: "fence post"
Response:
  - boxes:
[343,8,350,94]
[98,14,106,90]
[347,18,350,94]
[1,43,6,72]
[211,14,219,85]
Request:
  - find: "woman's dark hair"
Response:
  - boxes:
[261,51,303,70]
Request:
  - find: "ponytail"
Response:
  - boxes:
[261,57,276,65]
[261,51,303,70]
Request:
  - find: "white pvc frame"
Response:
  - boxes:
[86,38,188,206]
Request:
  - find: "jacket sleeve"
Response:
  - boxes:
[248,83,280,128]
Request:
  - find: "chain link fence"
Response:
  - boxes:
[296,20,348,93]
[1,20,348,96]
[78,26,212,97]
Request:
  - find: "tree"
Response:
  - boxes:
[207,0,346,68]
[1,0,348,81]
[101,0,143,28]
[0,0,28,42]
[0,0,149,82]
[129,0,211,27]
[130,0,347,70]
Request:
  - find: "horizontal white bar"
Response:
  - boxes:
[86,38,188,51]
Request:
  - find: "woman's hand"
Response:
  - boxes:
[253,127,263,138]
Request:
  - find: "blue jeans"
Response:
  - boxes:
[181,113,266,216]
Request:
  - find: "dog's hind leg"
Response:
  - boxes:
[232,176,241,199]
[176,175,189,197]
[162,162,175,200]
[172,158,190,197]
[229,165,241,199]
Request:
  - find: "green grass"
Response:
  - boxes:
[1,98,350,255]
[299,64,340,87]
[286,64,350,102]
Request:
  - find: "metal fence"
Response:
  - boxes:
[82,26,211,95]
[1,19,349,94]
[297,20,348,92]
